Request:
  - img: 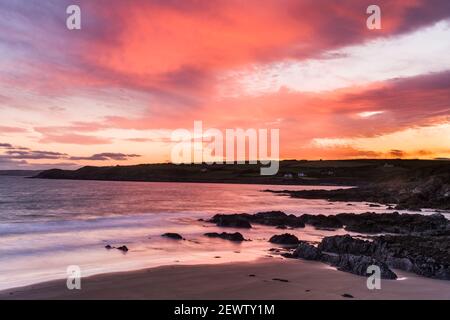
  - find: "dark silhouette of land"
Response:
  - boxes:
[34,159,450,210]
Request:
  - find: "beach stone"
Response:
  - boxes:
[210,214,252,228]
[269,233,300,245]
[204,232,245,242]
[162,233,184,240]
[333,254,397,280]
[299,214,343,229]
[116,245,129,252]
[293,241,321,260]
[318,235,375,256]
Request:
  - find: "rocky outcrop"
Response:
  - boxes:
[332,254,397,279]
[372,232,450,280]
[210,211,449,234]
[105,244,129,252]
[269,233,300,245]
[335,212,449,234]
[291,233,450,280]
[297,212,449,234]
[293,241,321,260]
[267,167,450,211]
[210,211,305,229]
[209,214,252,228]
[162,233,184,240]
[318,235,375,256]
[250,211,305,228]
[116,245,129,252]
[299,214,343,229]
[204,232,245,242]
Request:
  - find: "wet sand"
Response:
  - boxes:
[1,258,450,300]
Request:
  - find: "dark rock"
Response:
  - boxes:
[105,245,113,249]
[335,212,449,234]
[318,235,375,256]
[162,233,184,240]
[251,211,305,228]
[204,232,245,242]
[272,278,289,282]
[210,214,252,228]
[269,233,300,245]
[373,232,450,280]
[117,245,129,252]
[342,293,354,298]
[292,241,321,260]
[369,204,381,207]
[209,211,305,229]
[266,168,450,211]
[289,227,450,280]
[332,254,397,279]
[300,214,343,229]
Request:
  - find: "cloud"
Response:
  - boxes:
[389,149,405,158]
[2,0,450,100]
[32,125,112,145]
[0,143,14,149]
[38,134,112,145]
[69,153,141,161]
[5,150,67,160]
[0,1,449,164]
[0,126,27,133]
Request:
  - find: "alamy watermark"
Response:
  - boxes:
[366,265,381,290]
[66,265,81,290]
[367,5,382,30]
[66,5,81,30]
[170,121,279,175]
[66,4,380,31]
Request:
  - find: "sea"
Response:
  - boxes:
[0,176,446,290]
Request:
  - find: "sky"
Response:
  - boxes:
[0,0,449,169]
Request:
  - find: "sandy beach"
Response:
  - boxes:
[2,258,450,300]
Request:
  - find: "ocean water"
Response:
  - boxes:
[0,176,445,290]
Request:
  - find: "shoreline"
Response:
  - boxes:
[2,258,450,300]
[30,176,353,187]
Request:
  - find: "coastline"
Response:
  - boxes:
[2,258,450,300]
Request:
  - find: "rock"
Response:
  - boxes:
[342,293,354,298]
[291,231,450,280]
[335,212,449,234]
[208,211,305,229]
[105,245,113,249]
[251,211,305,228]
[318,235,375,256]
[269,233,300,245]
[162,233,184,240]
[265,168,450,211]
[210,214,252,228]
[369,204,381,207]
[373,232,450,280]
[272,278,289,282]
[116,245,129,252]
[292,242,321,260]
[332,254,397,279]
[204,232,245,242]
[300,214,343,229]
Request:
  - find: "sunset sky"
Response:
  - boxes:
[0,0,449,169]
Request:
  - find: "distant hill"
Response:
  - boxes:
[33,159,450,186]
[0,170,42,177]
